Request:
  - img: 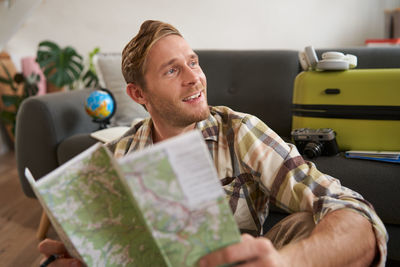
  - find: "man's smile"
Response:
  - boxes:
[183,91,202,102]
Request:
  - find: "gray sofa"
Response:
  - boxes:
[16,47,400,264]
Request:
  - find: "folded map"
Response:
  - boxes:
[26,130,240,266]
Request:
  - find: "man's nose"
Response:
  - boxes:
[182,65,200,86]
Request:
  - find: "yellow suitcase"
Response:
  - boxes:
[292,69,400,151]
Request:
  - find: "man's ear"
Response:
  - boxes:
[126,83,147,105]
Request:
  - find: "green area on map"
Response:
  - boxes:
[120,150,240,266]
[37,147,168,266]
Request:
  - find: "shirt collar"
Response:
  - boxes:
[196,111,219,142]
[135,117,154,148]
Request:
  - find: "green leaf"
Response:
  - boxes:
[82,69,99,88]
[0,75,12,85]
[36,41,83,87]
[1,62,14,82]
[68,63,83,78]
[26,85,39,96]
[36,56,55,69]
[89,47,100,59]
[38,40,60,52]
[1,94,20,107]
[0,110,17,124]
[43,65,55,77]
[51,71,64,87]
[82,70,91,80]
[0,62,17,91]
[65,46,82,58]
[70,58,84,69]
[88,47,100,73]
[11,124,16,136]
[63,71,74,85]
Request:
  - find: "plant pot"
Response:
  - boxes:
[46,82,64,93]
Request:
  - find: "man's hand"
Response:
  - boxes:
[200,210,377,267]
[198,234,288,267]
[38,239,82,267]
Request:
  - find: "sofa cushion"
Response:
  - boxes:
[311,153,400,225]
[93,53,149,126]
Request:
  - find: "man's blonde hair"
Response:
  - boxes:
[121,20,182,88]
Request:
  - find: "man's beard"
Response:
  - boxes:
[147,92,210,127]
[163,106,210,127]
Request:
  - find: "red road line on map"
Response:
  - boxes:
[126,170,223,265]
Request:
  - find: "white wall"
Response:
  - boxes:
[3,0,399,65]
[0,0,41,52]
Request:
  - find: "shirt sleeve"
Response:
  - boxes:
[235,115,388,266]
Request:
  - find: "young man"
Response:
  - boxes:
[39,20,387,267]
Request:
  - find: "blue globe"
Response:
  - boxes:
[85,89,115,122]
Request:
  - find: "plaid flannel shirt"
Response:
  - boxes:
[107,105,388,266]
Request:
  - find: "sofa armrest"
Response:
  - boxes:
[15,89,98,198]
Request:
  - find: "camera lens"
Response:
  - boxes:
[303,142,323,159]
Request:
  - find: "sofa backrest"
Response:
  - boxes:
[93,47,400,139]
[196,50,301,139]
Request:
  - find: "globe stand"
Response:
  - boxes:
[93,118,111,130]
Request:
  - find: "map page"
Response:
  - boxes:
[118,130,241,266]
[26,144,169,266]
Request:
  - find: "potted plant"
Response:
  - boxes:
[36,40,84,91]
[0,62,39,142]
[81,47,100,88]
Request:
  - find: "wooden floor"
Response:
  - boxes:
[0,150,57,266]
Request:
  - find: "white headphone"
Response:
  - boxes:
[299,46,357,71]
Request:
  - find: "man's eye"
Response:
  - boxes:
[190,61,197,67]
[166,68,176,75]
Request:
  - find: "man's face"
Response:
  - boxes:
[142,35,209,128]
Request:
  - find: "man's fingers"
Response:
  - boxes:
[241,233,254,242]
[38,239,82,266]
[39,257,82,267]
[38,239,68,257]
[198,234,275,267]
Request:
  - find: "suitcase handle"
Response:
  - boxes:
[324,88,341,95]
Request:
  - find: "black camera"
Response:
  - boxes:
[291,128,339,159]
